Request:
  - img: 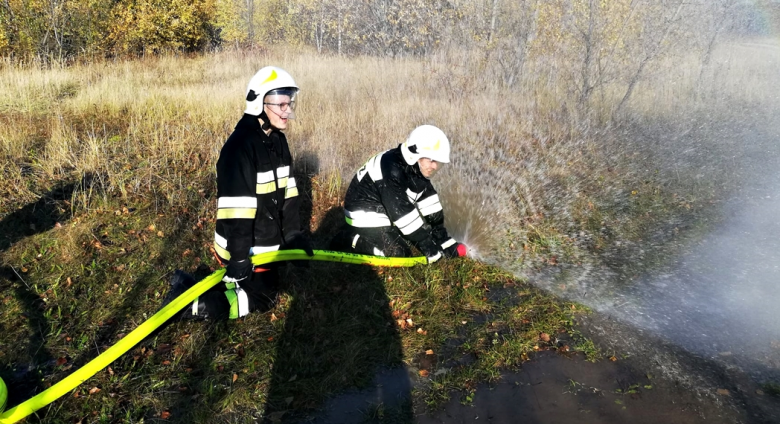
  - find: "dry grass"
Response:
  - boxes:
[0,39,777,422]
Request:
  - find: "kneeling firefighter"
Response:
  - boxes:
[165,66,313,320]
[332,125,467,262]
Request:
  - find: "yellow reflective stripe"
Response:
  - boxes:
[225,289,239,319]
[256,181,277,194]
[217,208,257,219]
[213,241,231,261]
[285,187,299,199]
[277,177,289,189]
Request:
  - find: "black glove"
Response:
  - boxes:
[223,258,253,284]
[282,232,314,256]
[443,242,467,258]
[417,239,443,264]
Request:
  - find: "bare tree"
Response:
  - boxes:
[613,0,686,117]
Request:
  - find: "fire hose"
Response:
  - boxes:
[0,249,427,423]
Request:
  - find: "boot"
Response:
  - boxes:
[161,269,197,307]
[161,270,209,320]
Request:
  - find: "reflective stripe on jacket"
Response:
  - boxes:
[343,145,454,256]
[213,114,301,263]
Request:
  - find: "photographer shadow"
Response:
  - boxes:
[0,181,77,408]
[262,162,413,422]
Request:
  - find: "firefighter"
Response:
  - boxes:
[165,66,313,320]
[332,125,467,262]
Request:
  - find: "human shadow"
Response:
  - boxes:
[262,197,414,423]
[0,181,78,408]
[0,172,228,421]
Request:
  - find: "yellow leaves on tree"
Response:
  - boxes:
[107,0,218,56]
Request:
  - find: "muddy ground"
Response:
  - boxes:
[303,311,780,424]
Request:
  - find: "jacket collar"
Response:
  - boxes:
[238,114,282,147]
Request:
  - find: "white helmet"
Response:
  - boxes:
[244,66,299,116]
[400,125,451,165]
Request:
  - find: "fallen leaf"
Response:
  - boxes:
[396,319,407,329]
[609,356,617,362]
[418,370,429,377]
[89,387,101,395]
[540,333,551,342]
[157,231,164,237]
[161,411,171,419]
[232,373,238,383]
[162,360,171,366]
[270,313,278,322]
[66,277,73,288]
[392,310,401,319]
[56,357,67,366]
[717,389,730,396]
[405,318,414,327]
[107,367,114,376]
[425,349,434,355]
[417,328,427,335]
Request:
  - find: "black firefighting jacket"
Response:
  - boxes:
[343,145,456,257]
[213,114,301,263]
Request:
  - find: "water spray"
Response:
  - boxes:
[0,249,427,424]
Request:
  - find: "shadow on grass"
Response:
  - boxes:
[262,206,413,423]
[0,174,225,421]
[0,181,77,408]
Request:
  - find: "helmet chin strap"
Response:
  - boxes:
[258,110,272,131]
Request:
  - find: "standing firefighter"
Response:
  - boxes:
[166,66,313,320]
[333,125,467,262]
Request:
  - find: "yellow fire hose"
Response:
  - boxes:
[0,249,427,423]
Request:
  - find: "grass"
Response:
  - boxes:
[0,39,777,422]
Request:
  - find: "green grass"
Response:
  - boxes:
[0,198,587,422]
[1,41,776,422]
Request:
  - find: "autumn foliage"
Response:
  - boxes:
[2,0,776,63]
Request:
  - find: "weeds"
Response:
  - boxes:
[0,41,777,421]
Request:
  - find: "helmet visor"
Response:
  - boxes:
[263,90,298,119]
